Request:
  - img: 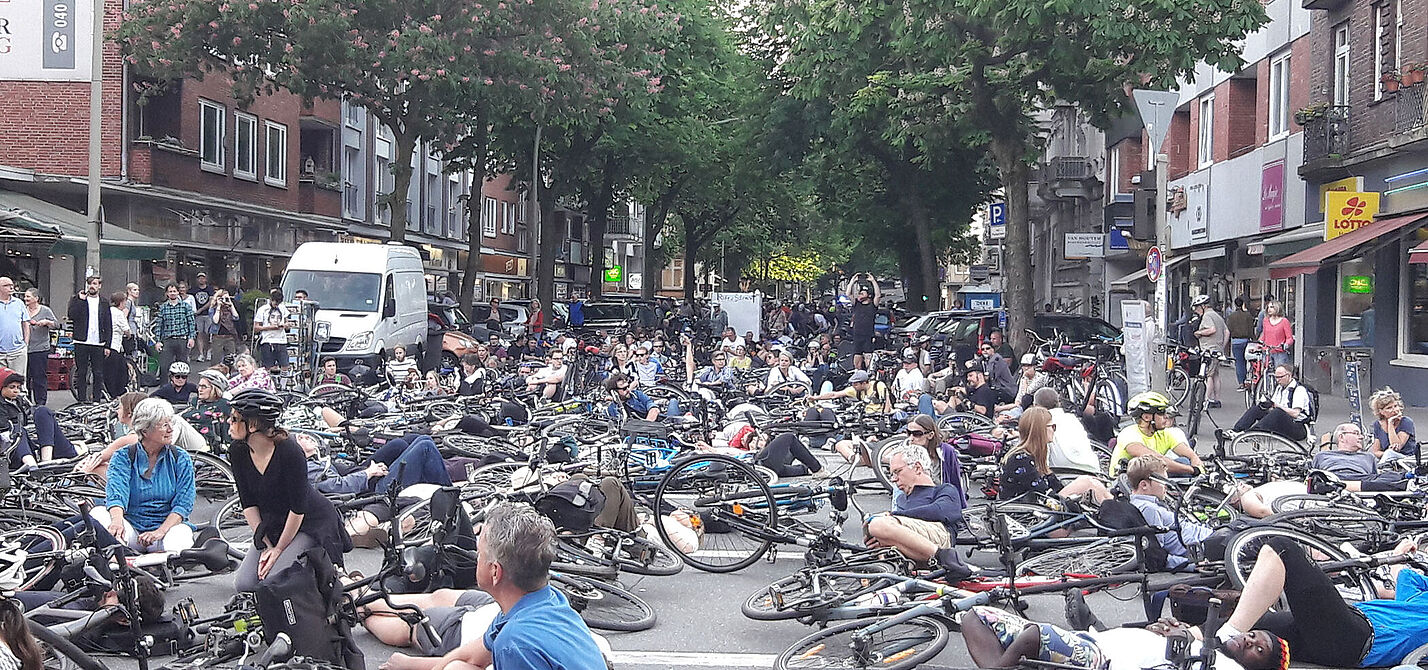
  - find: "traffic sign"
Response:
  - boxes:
[988,202,1006,240]
[1133,89,1179,155]
[1146,246,1163,283]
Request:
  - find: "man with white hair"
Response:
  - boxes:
[1311,423,1408,492]
[864,443,970,576]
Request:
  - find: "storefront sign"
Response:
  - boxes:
[1343,275,1374,293]
[1260,160,1285,232]
[1325,191,1381,240]
[0,0,93,81]
[1319,176,1364,213]
[603,265,623,282]
[1064,233,1106,259]
[1121,301,1149,397]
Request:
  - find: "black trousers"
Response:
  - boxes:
[755,433,823,477]
[1252,536,1372,667]
[71,344,107,403]
[1233,406,1308,441]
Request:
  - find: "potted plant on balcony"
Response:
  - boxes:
[1294,103,1329,126]
[1383,69,1402,92]
[1405,63,1426,85]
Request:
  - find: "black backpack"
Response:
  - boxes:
[255,547,365,670]
[1096,497,1170,572]
[536,478,606,533]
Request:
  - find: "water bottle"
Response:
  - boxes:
[852,585,901,608]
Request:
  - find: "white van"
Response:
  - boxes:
[281,242,427,369]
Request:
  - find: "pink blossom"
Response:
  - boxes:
[232,36,242,45]
[484,77,493,85]
[432,13,441,19]
[435,69,445,76]
[419,24,433,34]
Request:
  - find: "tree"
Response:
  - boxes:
[753,0,1267,348]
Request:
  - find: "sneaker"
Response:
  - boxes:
[810,467,833,479]
[1207,400,1222,409]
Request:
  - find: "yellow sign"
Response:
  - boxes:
[1325,191,1381,240]
[1319,176,1364,212]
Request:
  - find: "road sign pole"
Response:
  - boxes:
[1153,152,1170,394]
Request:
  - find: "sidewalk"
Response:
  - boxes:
[1194,387,1364,436]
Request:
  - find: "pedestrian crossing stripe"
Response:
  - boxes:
[608,651,777,667]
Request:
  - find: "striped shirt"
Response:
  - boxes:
[154,300,196,340]
[105,444,195,532]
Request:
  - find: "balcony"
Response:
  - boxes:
[1302,0,1347,9]
[608,215,639,237]
[1038,157,1101,201]
[1299,106,1351,175]
[1396,82,1428,139]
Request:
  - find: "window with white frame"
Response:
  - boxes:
[264,121,287,187]
[482,197,497,237]
[1401,245,1428,359]
[199,100,225,170]
[446,176,461,238]
[1107,144,1123,196]
[234,113,257,179]
[501,202,516,234]
[1396,0,1404,72]
[1197,95,1214,167]
[1269,54,1291,138]
[1334,24,1351,106]
[1375,4,1389,99]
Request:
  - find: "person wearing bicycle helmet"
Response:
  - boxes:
[0,371,77,468]
[228,389,350,592]
[182,369,230,453]
[1191,295,1228,408]
[150,361,199,407]
[1108,391,1201,477]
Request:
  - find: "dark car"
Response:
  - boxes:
[931,311,1120,370]
[579,300,661,331]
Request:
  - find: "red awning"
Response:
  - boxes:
[1411,239,1428,264]
[1269,212,1428,279]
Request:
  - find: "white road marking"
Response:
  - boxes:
[608,650,778,667]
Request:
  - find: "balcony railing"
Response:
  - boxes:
[608,215,637,236]
[1048,157,1093,180]
[1302,106,1351,164]
[1396,83,1428,134]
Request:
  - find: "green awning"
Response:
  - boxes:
[0,210,61,242]
[0,190,168,261]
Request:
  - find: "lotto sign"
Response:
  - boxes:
[1324,192,1381,240]
[0,0,94,81]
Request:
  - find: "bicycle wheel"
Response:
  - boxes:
[1184,489,1242,527]
[961,502,1058,544]
[1226,431,1307,458]
[775,615,949,670]
[1167,368,1190,407]
[550,572,656,632]
[613,533,684,576]
[191,451,237,502]
[1269,494,1339,514]
[937,412,994,435]
[441,433,495,459]
[1262,507,1392,543]
[1185,381,1206,437]
[870,435,908,493]
[0,507,66,532]
[652,454,777,573]
[1223,526,1376,606]
[29,618,106,670]
[551,536,621,580]
[1092,377,1124,416]
[210,495,251,557]
[742,564,896,621]
[1017,539,1138,577]
[0,526,66,591]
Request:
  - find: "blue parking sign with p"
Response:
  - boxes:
[989,202,1006,226]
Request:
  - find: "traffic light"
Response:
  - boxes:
[1131,169,1156,241]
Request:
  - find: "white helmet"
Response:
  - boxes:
[169,361,191,376]
[1191,295,1211,307]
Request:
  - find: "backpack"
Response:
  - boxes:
[1095,497,1169,572]
[536,478,606,533]
[255,547,365,670]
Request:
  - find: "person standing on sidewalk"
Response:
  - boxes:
[191,273,213,363]
[252,288,289,371]
[0,278,29,380]
[67,276,110,403]
[23,289,56,406]
[1192,295,1228,408]
[207,288,240,364]
[106,291,134,397]
[153,284,195,378]
[1227,296,1256,388]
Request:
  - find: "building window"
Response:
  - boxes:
[343,147,363,219]
[1402,247,1428,358]
[516,224,529,252]
[1375,4,1389,100]
[501,202,516,234]
[1268,54,1291,139]
[234,113,257,179]
[1197,95,1214,167]
[345,102,361,127]
[264,121,288,187]
[199,100,225,171]
[482,197,497,237]
[1338,257,1374,346]
[1107,144,1123,196]
[1334,24,1351,106]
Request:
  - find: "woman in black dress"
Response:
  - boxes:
[227,389,350,592]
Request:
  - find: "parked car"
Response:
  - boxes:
[579,300,661,331]
[931,311,1120,372]
[468,303,531,338]
[428,302,484,369]
[503,298,569,330]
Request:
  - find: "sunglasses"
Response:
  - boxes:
[617,385,630,391]
[905,428,928,437]
[172,374,188,378]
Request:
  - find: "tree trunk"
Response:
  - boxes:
[536,196,559,307]
[458,109,489,314]
[386,130,417,244]
[995,134,1034,354]
[681,216,699,303]
[640,207,663,300]
[895,241,924,311]
[894,184,936,312]
[586,159,617,299]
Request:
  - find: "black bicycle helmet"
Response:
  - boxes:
[230,389,285,426]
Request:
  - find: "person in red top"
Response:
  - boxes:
[526,298,544,336]
[1258,301,1293,368]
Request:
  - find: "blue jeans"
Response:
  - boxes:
[369,435,451,492]
[1269,351,1290,369]
[917,393,938,418]
[1231,338,1249,385]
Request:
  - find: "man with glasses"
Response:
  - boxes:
[0,277,28,381]
[603,372,660,421]
[1311,423,1408,492]
[67,275,111,403]
[863,443,969,575]
[523,351,567,401]
[689,346,737,397]
[632,347,663,387]
[976,341,1017,403]
[1226,364,1313,442]
[150,362,198,406]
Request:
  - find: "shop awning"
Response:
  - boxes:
[0,209,61,242]
[0,191,169,261]
[1248,224,1324,259]
[1410,239,1428,264]
[1110,255,1188,287]
[1268,213,1428,279]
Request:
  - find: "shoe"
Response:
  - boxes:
[810,467,833,479]
[1207,400,1222,409]
[934,548,973,581]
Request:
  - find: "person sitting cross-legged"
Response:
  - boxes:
[863,443,971,577]
[1109,392,1202,477]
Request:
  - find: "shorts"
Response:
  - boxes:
[258,342,287,368]
[853,334,875,355]
[415,590,495,656]
[889,515,953,549]
[970,606,1108,670]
